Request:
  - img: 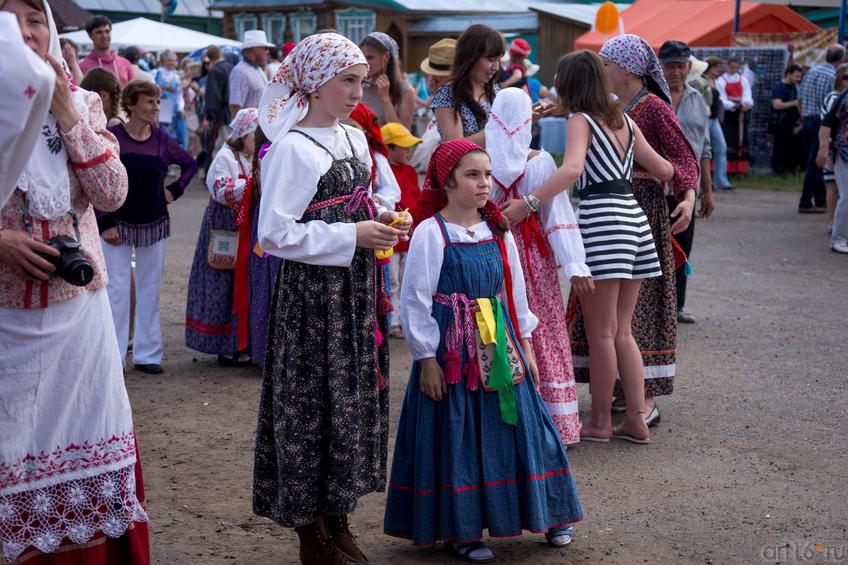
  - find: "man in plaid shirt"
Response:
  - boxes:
[798,44,844,213]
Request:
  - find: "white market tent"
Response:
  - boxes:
[59,17,240,53]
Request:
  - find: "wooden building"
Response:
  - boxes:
[210,0,551,73]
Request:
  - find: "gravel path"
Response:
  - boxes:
[127,183,847,564]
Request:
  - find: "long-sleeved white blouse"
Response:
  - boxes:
[400,216,539,360]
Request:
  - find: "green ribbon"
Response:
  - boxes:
[489,299,517,426]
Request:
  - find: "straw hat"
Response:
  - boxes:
[420,38,456,77]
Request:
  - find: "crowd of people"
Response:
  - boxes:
[766,43,848,253]
[0,0,843,563]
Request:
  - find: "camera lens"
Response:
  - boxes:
[59,256,94,286]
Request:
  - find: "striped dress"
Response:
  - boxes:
[575,113,662,280]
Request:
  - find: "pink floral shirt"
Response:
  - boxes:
[0,92,128,309]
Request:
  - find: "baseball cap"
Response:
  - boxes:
[381,123,422,148]
[659,40,691,64]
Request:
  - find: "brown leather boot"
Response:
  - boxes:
[294,518,355,565]
[324,514,370,563]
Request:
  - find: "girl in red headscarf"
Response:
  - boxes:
[384,140,583,562]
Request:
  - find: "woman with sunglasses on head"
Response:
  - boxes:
[360,31,416,129]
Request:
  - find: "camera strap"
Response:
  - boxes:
[14,192,81,241]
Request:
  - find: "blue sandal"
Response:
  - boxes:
[447,540,495,563]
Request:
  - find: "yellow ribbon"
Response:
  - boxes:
[475,298,497,345]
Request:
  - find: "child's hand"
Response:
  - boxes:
[570,275,595,297]
[420,358,447,401]
[355,220,401,249]
[521,338,540,388]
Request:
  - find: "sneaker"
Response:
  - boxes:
[799,206,825,214]
[134,363,163,374]
[677,309,696,324]
[832,241,848,254]
[546,524,574,547]
[718,185,736,191]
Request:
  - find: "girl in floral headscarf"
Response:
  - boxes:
[185,108,258,365]
[253,33,410,565]
[384,139,583,562]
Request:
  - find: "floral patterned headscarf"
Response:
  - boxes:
[227,108,259,142]
[599,34,671,105]
[259,33,367,142]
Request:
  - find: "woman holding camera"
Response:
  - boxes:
[99,80,197,375]
[0,1,149,563]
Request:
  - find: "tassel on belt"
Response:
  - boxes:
[433,292,481,391]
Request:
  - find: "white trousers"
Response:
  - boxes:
[101,238,167,366]
[388,251,407,329]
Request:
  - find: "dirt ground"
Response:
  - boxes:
[126,182,847,564]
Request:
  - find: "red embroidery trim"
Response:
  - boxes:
[388,467,572,497]
[69,149,112,170]
[489,112,532,137]
[0,432,137,488]
[545,223,579,235]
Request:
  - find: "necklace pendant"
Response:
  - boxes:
[466,229,475,238]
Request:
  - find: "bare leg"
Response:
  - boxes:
[580,279,620,439]
[613,279,650,440]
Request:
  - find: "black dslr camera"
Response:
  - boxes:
[43,235,94,287]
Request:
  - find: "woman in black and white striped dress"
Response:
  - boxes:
[501,50,674,444]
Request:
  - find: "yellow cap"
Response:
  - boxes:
[380,122,422,148]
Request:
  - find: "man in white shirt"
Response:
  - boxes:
[228,30,274,117]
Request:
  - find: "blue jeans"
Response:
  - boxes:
[709,118,730,189]
[800,116,826,208]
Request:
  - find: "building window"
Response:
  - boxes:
[234,12,258,42]
[262,12,286,46]
[335,8,375,45]
[290,11,317,43]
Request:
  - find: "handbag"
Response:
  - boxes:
[474,298,525,391]
[208,227,238,270]
[207,149,247,270]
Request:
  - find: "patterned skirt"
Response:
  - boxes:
[248,208,281,367]
[570,179,677,397]
[252,249,388,527]
[185,200,240,355]
[513,226,580,444]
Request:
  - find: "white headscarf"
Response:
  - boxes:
[16,0,89,221]
[484,87,533,190]
[259,33,366,143]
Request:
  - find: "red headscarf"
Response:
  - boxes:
[419,139,506,229]
[349,103,389,182]
[419,139,520,337]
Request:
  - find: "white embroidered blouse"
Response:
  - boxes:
[400,217,539,360]
[258,124,388,266]
[489,151,591,280]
